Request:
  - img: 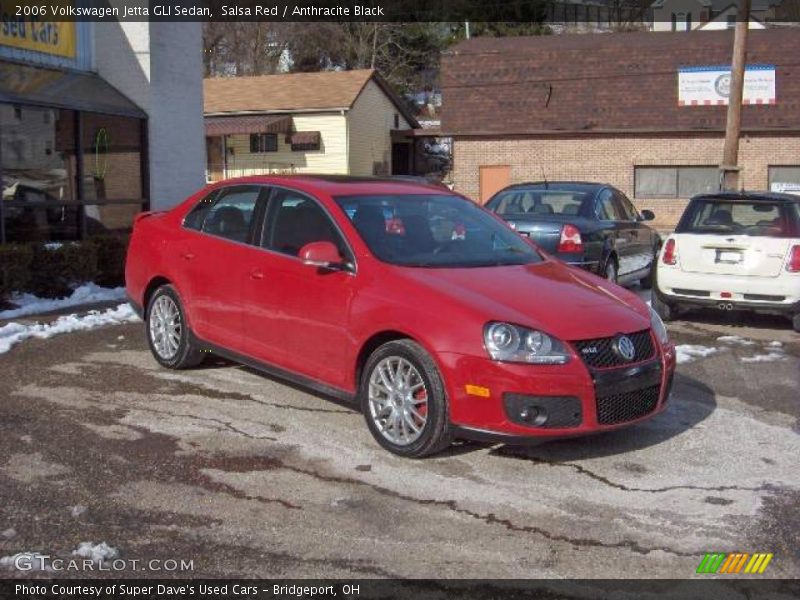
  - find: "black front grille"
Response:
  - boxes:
[596,384,660,425]
[572,330,654,369]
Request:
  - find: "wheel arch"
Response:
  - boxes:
[354,330,413,391]
[143,276,172,313]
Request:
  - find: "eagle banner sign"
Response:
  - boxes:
[678,65,776,106]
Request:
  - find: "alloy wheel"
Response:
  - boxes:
[367,356,429,446]
[148,295,182,360]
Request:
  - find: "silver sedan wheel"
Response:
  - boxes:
[148,295,182,360]
[368,356,429,446]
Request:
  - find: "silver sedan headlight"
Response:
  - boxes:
[484,322,571,364]
[649,306,669,345]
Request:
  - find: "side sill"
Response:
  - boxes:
[196,338,357,405]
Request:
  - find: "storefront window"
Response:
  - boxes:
[1,104,145,243]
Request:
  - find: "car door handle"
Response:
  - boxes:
[249,269,264,280]
[180,252,195,260]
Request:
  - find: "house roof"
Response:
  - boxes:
[204,69,418,127]
[441,29,800,136]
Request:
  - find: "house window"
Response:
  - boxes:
[250,133,277,153]
[634,166,719,198]
[768,166,800,194]
[394,114,400,129]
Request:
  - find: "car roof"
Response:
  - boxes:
[212,175,452,196]
[496,181,606,194]
[692,191,799,203]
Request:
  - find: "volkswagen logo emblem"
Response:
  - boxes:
[614,335,636,361]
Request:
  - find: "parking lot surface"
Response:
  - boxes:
[1,312,798,578]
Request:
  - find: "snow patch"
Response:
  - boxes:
[676,344,719,364]
[1,528,16,540]
[717,335,756,346]
[0,303,140,354]
[73,542,118,563]
[70,505,87,518]
[0,552,51,571]
[767,341,783,348]
[741,353,785,363]
[0,283,126,320]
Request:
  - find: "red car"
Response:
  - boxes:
[126,176,676,457]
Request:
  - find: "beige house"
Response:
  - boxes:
[203,69,419,182]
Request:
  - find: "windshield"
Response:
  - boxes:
[335,194,543,268]
[489,188,591,217]
[677,198,794,237]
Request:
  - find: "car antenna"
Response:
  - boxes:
[541,166,548,189]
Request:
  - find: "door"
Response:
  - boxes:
[391,143,411,175]
[479,165,510,204]
[242,187,356,389]
[595,188,637,276]
[175,184,265,349]
[205,137,224,182]
[615,191,654,275]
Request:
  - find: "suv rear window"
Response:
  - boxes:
[677,198,795,237]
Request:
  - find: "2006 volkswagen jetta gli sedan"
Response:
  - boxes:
[126,176,676,457]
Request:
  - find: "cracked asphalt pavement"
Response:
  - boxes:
[0,311,798,579]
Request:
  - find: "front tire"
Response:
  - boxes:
[360,340,451,458]
[146,285,204,369]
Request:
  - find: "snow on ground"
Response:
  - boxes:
[741,344,787,363]
[73,542,118,563]
[717,335,757,346]
[675,344,720,364]
[0,303,140,355]
[0,552,50,571]
[0,284,126,320]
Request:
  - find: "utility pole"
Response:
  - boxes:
[465,21,471,39]
[721,0,751,191]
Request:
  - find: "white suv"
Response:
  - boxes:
[653,192,800,332]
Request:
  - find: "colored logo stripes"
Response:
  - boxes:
[697,552,773,574]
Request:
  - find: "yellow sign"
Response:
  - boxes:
[0,1,76,58]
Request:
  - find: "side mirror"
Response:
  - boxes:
[640,209,655,222]
[299,241,346,270]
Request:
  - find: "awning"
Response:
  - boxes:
[286,131,321,150]
[205,115,293,136]
[0,61,146,119]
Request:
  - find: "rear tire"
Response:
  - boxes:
[792,313,800,333]
[639,259,656,290]
[145,285,204,369]
[602,256,618,284]
[360,340,452,458]
[651,289,676,322]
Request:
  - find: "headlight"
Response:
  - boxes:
[649,306,669,345]
[484,322,570,364]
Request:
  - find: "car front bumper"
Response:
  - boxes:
[438,342,676,442]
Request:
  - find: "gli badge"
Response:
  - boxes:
[614,335,636,362]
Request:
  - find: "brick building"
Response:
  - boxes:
[441,30,800,229]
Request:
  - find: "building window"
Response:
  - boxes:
[394,114,400,129]
[634,166,720,199]
[768,166,800,194]
[1,103,145,243]
[250,133,277,153]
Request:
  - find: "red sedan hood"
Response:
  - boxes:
[401,260,650,341]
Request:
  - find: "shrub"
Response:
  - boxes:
[28,242,99,299]
[86,235,129,288]
[0,244,33,305]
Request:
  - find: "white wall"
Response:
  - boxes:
[94,21,205,210]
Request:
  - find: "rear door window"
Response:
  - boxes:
[596,190,623,221]
[678,199,792,237]
[184,185,262,243]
